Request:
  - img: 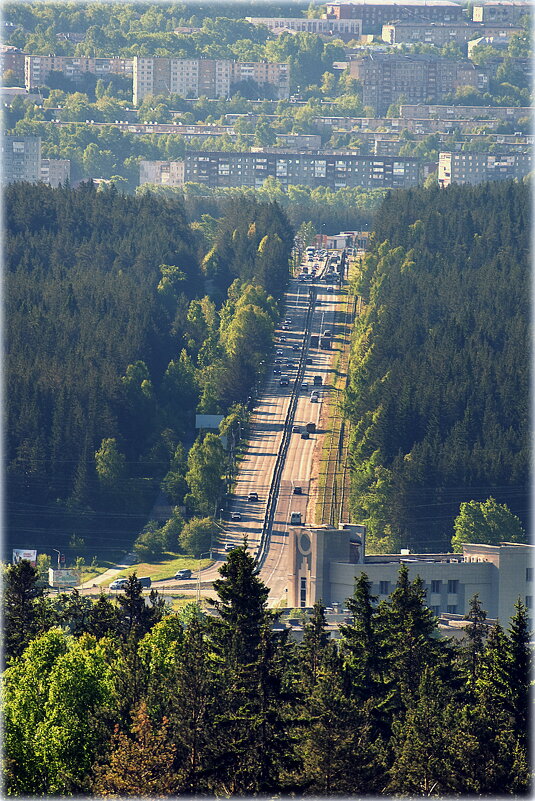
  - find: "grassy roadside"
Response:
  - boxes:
[98,553,214,585]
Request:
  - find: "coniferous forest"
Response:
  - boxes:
[346,180,530,553]
[3,552,531,796]
[6,182,292,556]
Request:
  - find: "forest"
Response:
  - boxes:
[3,552,531,796]
[345,179,529,553]
[5,182,292,558]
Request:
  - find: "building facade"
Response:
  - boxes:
[400,103,533,120]
[2,134,41,183]
[133,57,290,104]
[25,55,133,89]
[139,160,185,186]
[381,20,521,46]
[349,54,489,114]
[325,1,464,33]
[245,16,362,37]
[472,1,532,24]
[179,150,423,189]
[0,45,26,84]
[438,150,533,186]
[288,524,532,625]
[40,158,71,186]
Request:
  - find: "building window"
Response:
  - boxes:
[431,605,440,616]
[447,579,458,594]
[525,596,532,610]
[447,604,457,614]
[300,577,307,608]
[379,580,389,595]
[431,580,441,594]
[526,568,533,582]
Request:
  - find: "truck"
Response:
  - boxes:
[313,375,323,386]
[305,422,316,433]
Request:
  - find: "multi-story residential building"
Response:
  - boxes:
[139,160,185,186]
[472,0,532,24]
[325,0,464,34]
[25,55,133,90]
[2,134,41,183]
[245,16,362,38]
[314,114,502,134]
[288,524,533,625]
[382,20,522,46]
[40,158,70,186]
[400,103,533,120]
[133,57,290,104]
[173,150,423,190]
[0,45,26,84]
[349,53,489,115]
[438,150,533,186]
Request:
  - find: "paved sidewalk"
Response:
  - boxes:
[78,552,138,590]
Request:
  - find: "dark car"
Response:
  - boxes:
[175,569,192,580]
[301,431,310,439]
[293,486,303,495]
[273,368,281,375]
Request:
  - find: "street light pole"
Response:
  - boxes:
[52,548,60,569]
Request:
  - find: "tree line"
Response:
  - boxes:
[345,179,529,553]
[3,552,531,796]
[6,182,292,558]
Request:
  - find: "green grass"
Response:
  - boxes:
[102,553,213,585]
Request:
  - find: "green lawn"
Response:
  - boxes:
[102,553,213,585]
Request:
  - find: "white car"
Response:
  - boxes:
[231,512,242,521]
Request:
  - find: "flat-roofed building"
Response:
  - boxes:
[400,103,533,121]
[349,53,489,115]
[2,134,41,183]
[288,525,533,625]
[472,1,532,24]
[40,158,70,186]
[325,1,464,34]
[133,57,289,104]
[25,55,133,89]
[139,160,185,186]
[0,45,26,84]
[245,16,362,37]
[382,20,522,46]
[438,150,533,186]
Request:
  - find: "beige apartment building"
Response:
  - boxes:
[472,1,532,24]
[133,57,289,104]
[139,160,185,186]
[381,20,522,46]
[438,150,533,186]
[325,0,464,33]
[25,55,133,89]
[245,16,362,37]
[288,524,532,626]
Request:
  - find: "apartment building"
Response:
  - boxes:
[325,1,464,34]
[472,1,532,24]
[438,150,533,186]
[2,134,41,183]
[40,158,70,187]
[0,45,26,84]
[245,16,362,37]
[314,114,502,134]
[288,524,533,625]
[349,53,489,115]
[382,20,521,46]
[400,103,532,120]
[180,150,422,190]
[139,160,185,186]
[25,55,133,89]
[133,57,289,104]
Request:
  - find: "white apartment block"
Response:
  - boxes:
[438,150,533,186]
[139,160,185,186]
[245,16,362,37]
[133,57,289,104]
[25,55,133,90]
[2,134,41,183]
[40,158,70,187]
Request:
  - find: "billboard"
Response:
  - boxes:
[12,549,37,567]
[48,568,81,588]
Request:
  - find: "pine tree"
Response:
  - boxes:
[507,599,531,745]
[3,560,43,661]
[459,593,489,697]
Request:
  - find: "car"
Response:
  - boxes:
[276,349,284,355]
[286,360,296,367]
[282,324,290,330]
[175,569,192,580]
[231,512,241,521]
[279,336,286,342]
[279,376,289,386]
[274,358,282,364]
[322,329,332,338]
[301,381,309,391]
[247,492,259,501]
[292,425,300,433]
[301,431,310,439]
[293,486,303,495]
[292,344,300,351]
[110,578,129,590]
[284,318,292,324]
[273,368,281,375]
[224,543,235,552]
[306,357,313,364]
[310,395,318,402]
[326,286,333,293]
[311,389,320,396]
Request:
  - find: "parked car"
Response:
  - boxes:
[293,486,303,495]
[110,578,129,590]
[273,368,281,375]
[231,512,241,521]
[279,376,289,386]
[175,569,192,580]
[276,349,284,355]
[292,425,300,433]
[247,492,259,501]
[301,381,309,391]
[138,576,152,588]
[301,431,310,439]
[224,543,235,552]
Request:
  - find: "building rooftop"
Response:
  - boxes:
[327,0,462,6]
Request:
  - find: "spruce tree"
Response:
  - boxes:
[507,599,531,745]
[3,560,43,661]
